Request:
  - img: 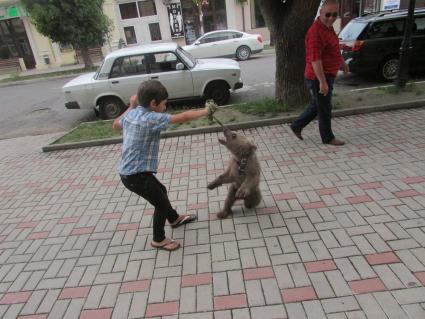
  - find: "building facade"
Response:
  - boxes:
[0,0,269,73]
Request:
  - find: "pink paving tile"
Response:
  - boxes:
[17,315,48,319]
[71,227,94,235]
[276,160,296,166]
[27,232,49,240]
[190,164,206,169]
[316,188,339,196]
[144,208,154,216]
[256,206,280,215]
[302,201,326,209]
[243,267,275,280]
[145,301,179,317]
[172,173,189,178]
[187,203,208,210]
[17,221,39,229]
[181,273,213,287]
[101,213,122,220]
[80,308,113,319]
[305,260,337,273]
[58,217,80,224]
[273,192,297,201]
[312,156,331,161]
[59,286,90,299]
[157,167,173,173]
[281,286,317,303]
[0,291,32,304]
[366,252,400,265]
[359,182,383,190]
[414,272,425,285]
[0,235,6,242]
[69,184,86,190]
[393,189,420,198]
[288,152,306,158]
[214,294,247,310]
[402,176,425,184]
[346,195,373,204]
[120,280,150,293]
[116,223,139,231]
[383,147,401,152]
[90,175,106,181]
[349,278,387,294]
[209,213,219,221]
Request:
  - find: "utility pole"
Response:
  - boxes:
[396,0,416,88]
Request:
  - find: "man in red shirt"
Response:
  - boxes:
[290,0,349,146]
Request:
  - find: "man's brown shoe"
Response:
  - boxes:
[325,138,345,146]
[290,126,303,140]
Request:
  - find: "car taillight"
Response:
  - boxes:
[257,35,263,43]
[339,40,364,52]
[352,40,364,52]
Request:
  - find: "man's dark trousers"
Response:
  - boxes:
[291,76,335,143]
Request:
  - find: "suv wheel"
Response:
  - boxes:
[205,82,230,105]
[236,46,251,61]
[379,57,399,81]
[99,97,125,119]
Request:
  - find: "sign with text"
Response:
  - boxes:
[383,0,400,10]
[167,3,184,38]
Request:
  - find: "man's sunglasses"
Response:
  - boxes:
[325,12,338,18]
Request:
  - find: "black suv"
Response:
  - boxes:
[339,8,425,81]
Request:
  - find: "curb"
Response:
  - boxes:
[0,73,84,88]
[42,99,425,152]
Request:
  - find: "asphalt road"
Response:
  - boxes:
[1,52,423,140]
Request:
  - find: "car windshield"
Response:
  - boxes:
[94,60,108,80]
[339,21,368,41]
[176,47,196,68]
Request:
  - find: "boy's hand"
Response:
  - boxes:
[129,95,138,108]
[205,99,218,119]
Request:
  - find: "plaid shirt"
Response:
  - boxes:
[305,18,343,80]
[118,107,171,175]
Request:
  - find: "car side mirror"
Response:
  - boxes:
[194,41,200,46]
[176,63,185,70]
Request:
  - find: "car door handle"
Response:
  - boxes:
[150,76,159,79]
[111,80,119,84]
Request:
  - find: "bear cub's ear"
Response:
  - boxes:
[249,143,257,153]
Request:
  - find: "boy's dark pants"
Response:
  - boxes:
[120,172,179,242]
[291,76,335,143]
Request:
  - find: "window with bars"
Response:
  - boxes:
[149,23,162,41]
[119,2,138,19]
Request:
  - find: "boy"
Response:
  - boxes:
[113,80,217,251]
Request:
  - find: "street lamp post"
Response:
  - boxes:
[396,0,416,88]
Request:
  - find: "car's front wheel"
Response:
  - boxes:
[236,45,251,61]
[205,81,230,106]
[379,56,399,81]
[98,97,125,119]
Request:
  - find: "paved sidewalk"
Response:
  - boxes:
[1,108,425,318]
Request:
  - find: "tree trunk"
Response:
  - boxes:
[80,45,93,69]
[259,0,321,107]
[241,4,245,32]
[197,5,204,34]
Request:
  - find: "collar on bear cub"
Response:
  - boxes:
[233,156,248,175]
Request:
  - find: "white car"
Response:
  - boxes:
[63,43,243,119]
[182,30,264,61]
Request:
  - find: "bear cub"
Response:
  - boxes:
[208,129,262,218]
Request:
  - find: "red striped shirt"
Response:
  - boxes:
[304,18,343,80]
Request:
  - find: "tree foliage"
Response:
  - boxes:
[258,0,321,106]
[21,0,112,68]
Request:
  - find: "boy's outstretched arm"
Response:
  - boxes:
[112,95,138,131]
[170,102,217,124]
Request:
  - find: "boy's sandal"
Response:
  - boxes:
[151,238,180,251]
[170,214,198,229]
